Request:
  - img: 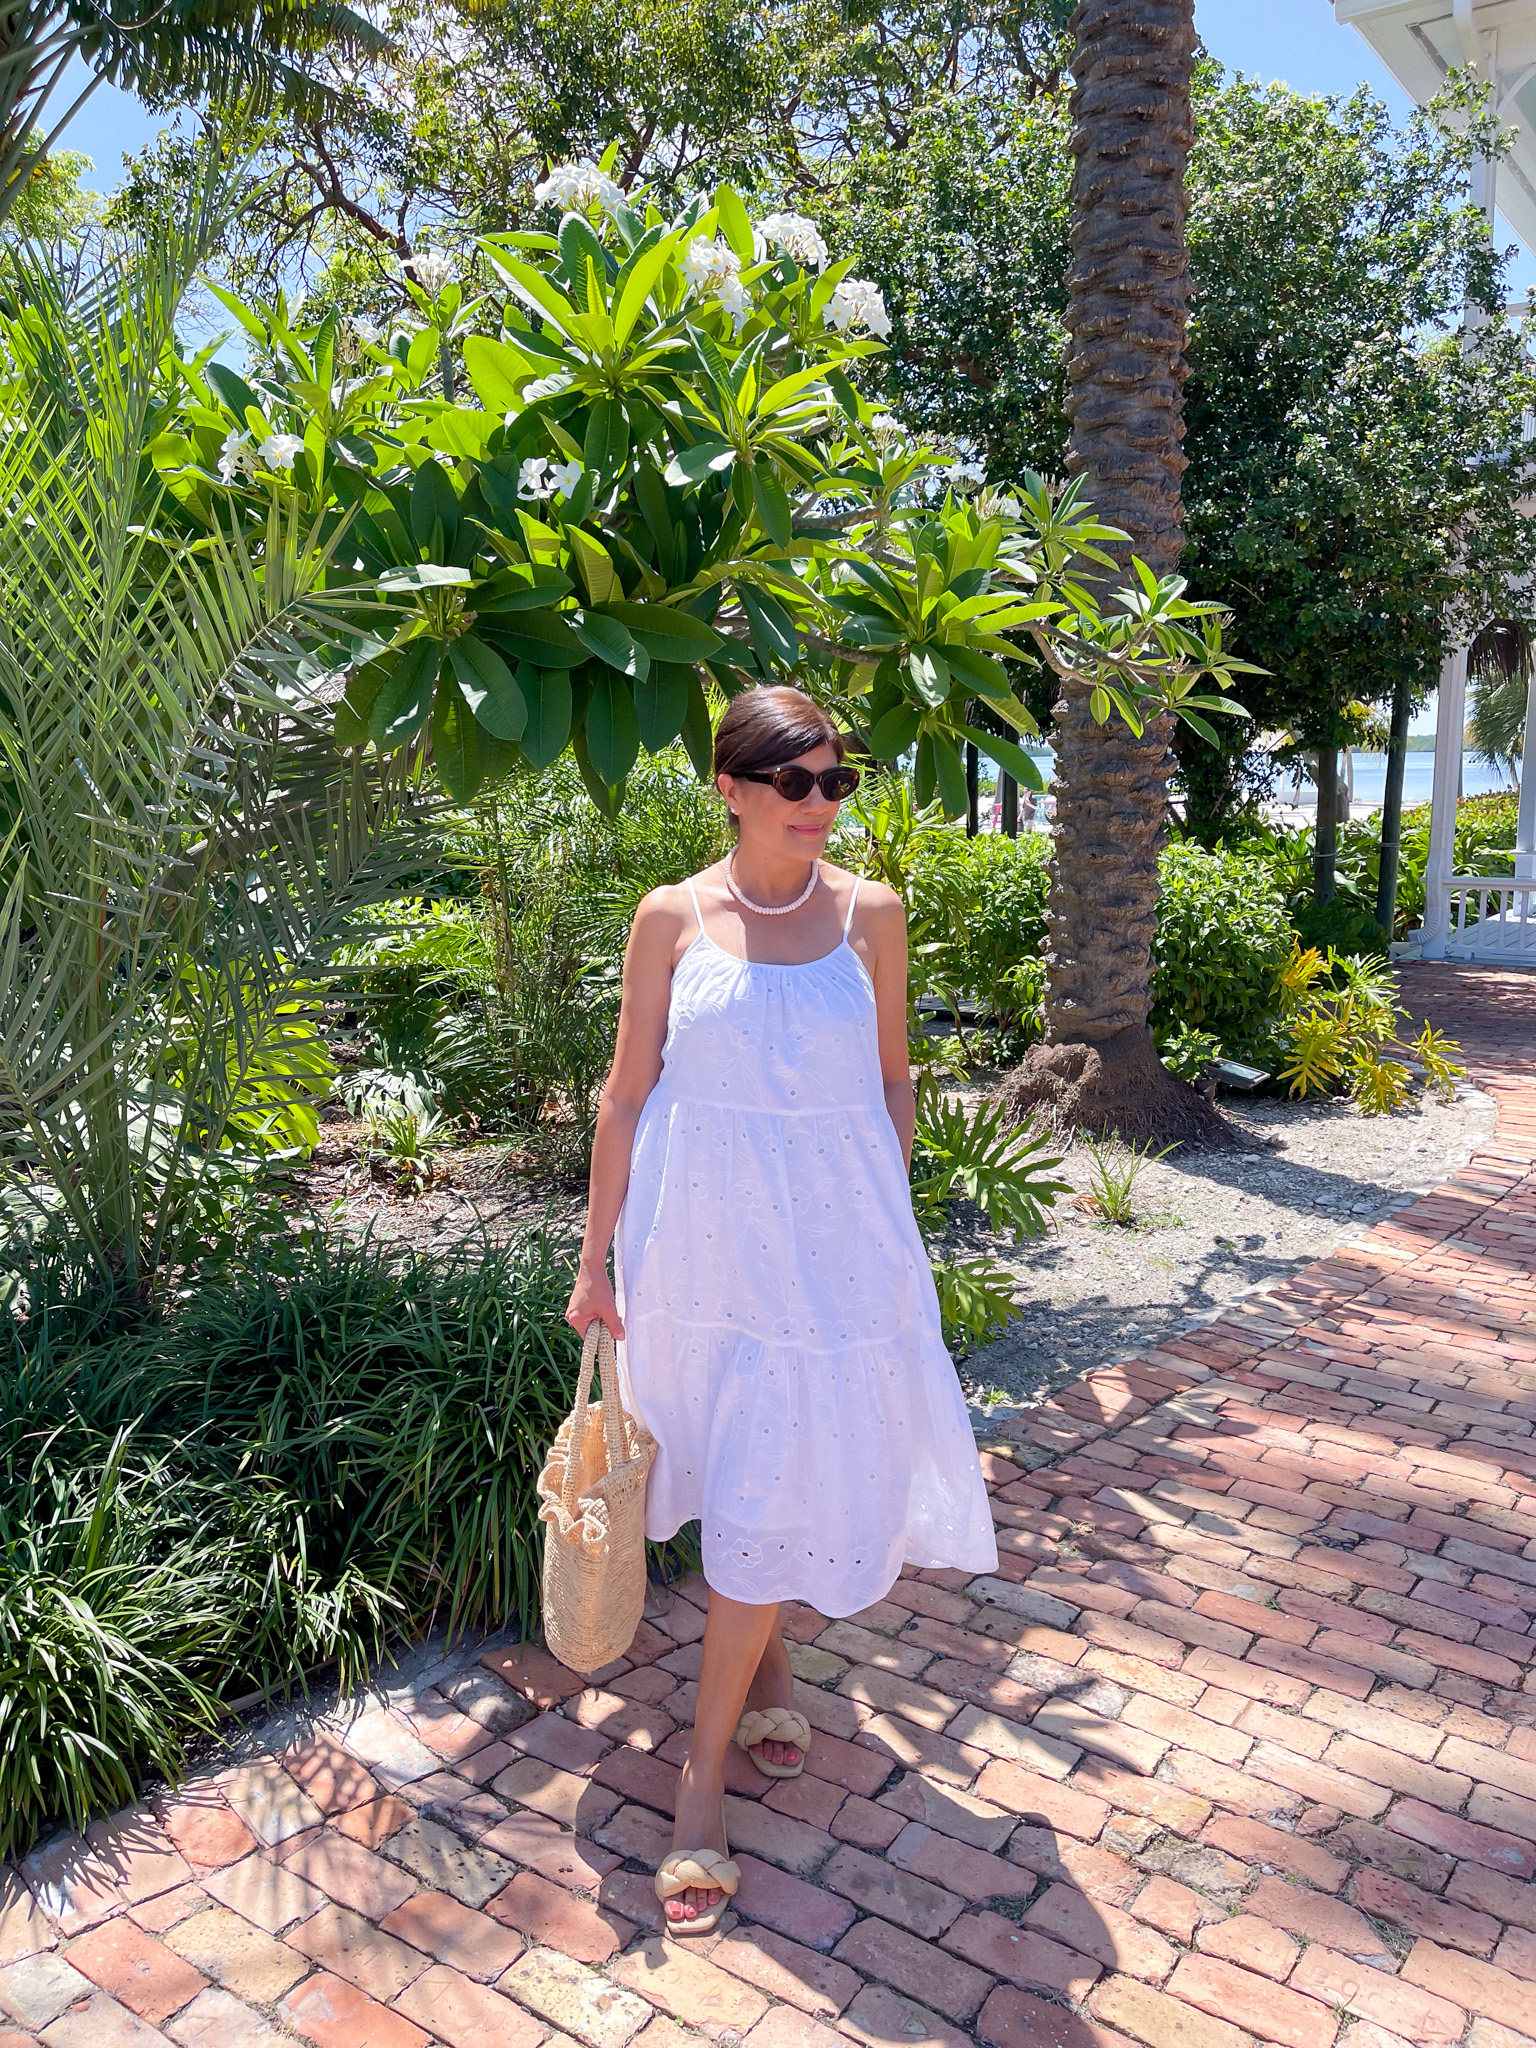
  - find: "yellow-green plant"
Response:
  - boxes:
[1274,943,1464,1110]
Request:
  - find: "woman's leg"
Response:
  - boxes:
[667,1591,781,1925]
[742,1626,803,1769]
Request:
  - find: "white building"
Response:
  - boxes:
[1337,0,1536,958]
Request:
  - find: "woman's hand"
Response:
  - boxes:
[566,1261,624,1340]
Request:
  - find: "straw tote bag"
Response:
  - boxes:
[537,1319,658,1674]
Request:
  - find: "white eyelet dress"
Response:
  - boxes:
[614,874,999,1617]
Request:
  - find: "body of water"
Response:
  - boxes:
[1003,748,1517,818]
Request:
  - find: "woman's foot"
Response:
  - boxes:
[741,1631,803,1771]
[664,1764,729,1927]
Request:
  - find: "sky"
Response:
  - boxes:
[61,0,1521,738]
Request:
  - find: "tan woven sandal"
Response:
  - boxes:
[654,1805,739,1939]
[735,1706,812,1780]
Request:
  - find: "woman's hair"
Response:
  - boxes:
[712,686,845,781]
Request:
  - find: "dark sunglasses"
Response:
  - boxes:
[733,764,861,803]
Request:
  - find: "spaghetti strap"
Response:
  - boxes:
[842,875,863,937]
[684,875,704,938]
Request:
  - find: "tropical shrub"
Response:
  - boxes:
[1272,945,1465,1112]
[0,1224,599,1859]
[151,164,1247,821]
[1149,844,1295,1066]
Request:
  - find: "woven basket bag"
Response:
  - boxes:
[537,1319,658,1675]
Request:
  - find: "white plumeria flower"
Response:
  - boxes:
[535,160,624,215]
[714,271,751,332]
[684,236,754,327]
[684,235,740,292]
[824,278,891,340]
[218,428,256,484]
[980,490,1021,519]
[352,318,380,345]
[258,433,306,471]
[547,459,584,496]
[398,249,456,296]
[945,459,988,494]
[518,457,550,497]
[757,211,828,270]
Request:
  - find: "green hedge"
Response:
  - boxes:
[1149,844,1295,1065]
[0,1227,599,1860]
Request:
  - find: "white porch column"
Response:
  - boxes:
[1421,643,1469,958]
[1515,660,1536,882]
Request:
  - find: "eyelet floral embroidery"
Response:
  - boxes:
[613,906,998,1617]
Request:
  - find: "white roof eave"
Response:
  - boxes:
[1336,0,1536,251]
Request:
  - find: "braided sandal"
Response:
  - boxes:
[735,1706,812,1780]
[654,1806,739,1938]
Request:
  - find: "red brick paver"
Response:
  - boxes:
[2,962,1533,2048]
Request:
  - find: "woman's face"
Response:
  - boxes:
[717,742,844,860]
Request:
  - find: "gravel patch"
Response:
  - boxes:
[302,1085,1497,1422]
[959,1081,1498,1410]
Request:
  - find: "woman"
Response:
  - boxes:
[565,685,997,1937]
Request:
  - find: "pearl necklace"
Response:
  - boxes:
[725,852,819,916]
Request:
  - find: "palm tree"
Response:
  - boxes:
[0,182,419,1300]
[1002,0,1224,1144]
[0,0,386,231]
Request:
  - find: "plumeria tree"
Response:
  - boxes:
[150,157,1249,815]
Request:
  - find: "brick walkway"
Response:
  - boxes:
[3,964,1535,2048]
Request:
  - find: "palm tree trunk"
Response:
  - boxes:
[1001,0,1226,1145]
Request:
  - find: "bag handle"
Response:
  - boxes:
[562,1319,628,1512]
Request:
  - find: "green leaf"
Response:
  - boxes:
[334,654,390,746]
[377,563,471,592]
[410,459,460,550]
[565,525,619,604]
[518,665,573,769]
[914,732,936,808]
[664,440,737,486]
[870,704,922,758]
[559,213,610,295]
[473,566,575,611]
[367,640,441,750]
[715,186,756,259]
[583,395,630,478]
[585,670,642,784]
[612,232,676,346]
[600,602,725,662]
[571,721,625,818]
[574,611,650,679]
[432,671,485,800]
[933,733,968,818]
[635,663,691,752]
[957,722,1045,793]
[941,642,1011,696]
[481,608,588,668]
[462,335,536,411]
[204,362,265,424]
[908,647,951,706]
[740,584,798,669]
[449,634,527,740]
[681,671,715,780]
[751,456,793,548]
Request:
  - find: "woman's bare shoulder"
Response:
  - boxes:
[825,866,903,921]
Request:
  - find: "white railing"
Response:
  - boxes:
[1445,877,1536,959]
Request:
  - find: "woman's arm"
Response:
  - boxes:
[565,889,684,1337]
[859,883,916,1169]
